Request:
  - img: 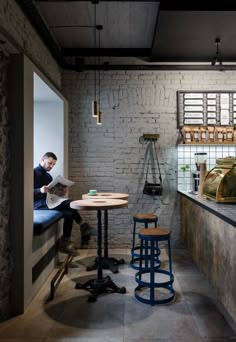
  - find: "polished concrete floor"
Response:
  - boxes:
[0,248,235,342]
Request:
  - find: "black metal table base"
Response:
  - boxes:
[86,256,125,273]
[75,275,126,302]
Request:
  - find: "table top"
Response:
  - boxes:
[82,192,129,200]
[70,198,128,210]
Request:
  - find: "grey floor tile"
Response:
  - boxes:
[46,338,123,342]
[202,339,236,341]
[0,248,235,342]
[46,292,125,339]
[185,293,236,338]
[171,249,200,276]
[0,339,45,342]
[176,274,217,298]
[0,337,45,342]
[0,309,55,339]
[124,338,202,342]
[124,294,200,340]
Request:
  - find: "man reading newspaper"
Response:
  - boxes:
[34,152,93,255]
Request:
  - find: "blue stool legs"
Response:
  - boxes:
[130,214,159,270]
[134,229,175,306]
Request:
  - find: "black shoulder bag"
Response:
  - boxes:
[143,141,163,196]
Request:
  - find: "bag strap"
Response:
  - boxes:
[145,143,151,180]
[145,141,162,185]
[153,141,163,185]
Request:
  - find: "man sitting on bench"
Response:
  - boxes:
[34,152,93,255]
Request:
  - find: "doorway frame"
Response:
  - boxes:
[8,54,68,314]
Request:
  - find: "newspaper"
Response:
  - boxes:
[46,175,75,209]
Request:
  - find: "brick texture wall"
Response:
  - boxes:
[62,69,236,249]
[0,1,61,321]
[0,48,12,320]
[0,0,61,87]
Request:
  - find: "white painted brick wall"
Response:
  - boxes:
[0,0,61,87]
[62,69,236,248]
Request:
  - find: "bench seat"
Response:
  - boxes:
[32,210,63,290]
[33,210,63,235]
[32,210,72,300]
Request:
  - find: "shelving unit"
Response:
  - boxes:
[177,90,236,128]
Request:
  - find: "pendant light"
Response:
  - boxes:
[211,38,223,68]
[92,1,99,117]
[97,25,102,125]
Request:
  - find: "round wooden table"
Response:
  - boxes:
[70,198,128,302]
[82,193,129,273]
[82,192,129,200]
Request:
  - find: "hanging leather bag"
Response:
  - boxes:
[143,141,163,196]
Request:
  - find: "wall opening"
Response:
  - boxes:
[33,72,64,177]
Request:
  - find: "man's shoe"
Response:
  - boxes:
[80,222,96,236]
[64,239,80,250]
[59,240,79,256]
[80,222,96,247]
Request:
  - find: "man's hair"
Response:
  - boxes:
[42,152,57,160]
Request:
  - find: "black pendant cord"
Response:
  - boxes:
[94,3,97,102]
[98,29,101,106]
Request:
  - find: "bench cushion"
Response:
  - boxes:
[33,210,63,235]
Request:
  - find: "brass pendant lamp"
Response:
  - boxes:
[97,25,102,125]
[92,1,99,117]
[91,1,102,125]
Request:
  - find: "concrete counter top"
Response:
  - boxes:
[178,190,236,228]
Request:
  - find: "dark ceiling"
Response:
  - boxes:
[16,1,236,70]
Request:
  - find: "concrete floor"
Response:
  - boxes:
[0,248,235,342]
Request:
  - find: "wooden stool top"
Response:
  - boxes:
[134,213,158,221]
[139,227,170,237]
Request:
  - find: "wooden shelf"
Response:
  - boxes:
[178,142,236,145]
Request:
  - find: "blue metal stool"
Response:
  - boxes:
[134,227,175,306]
[130,213,159,270]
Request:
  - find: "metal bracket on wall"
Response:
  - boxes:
[139,133,160,143]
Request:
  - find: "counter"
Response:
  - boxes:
[179,190,236,323]
[178,190,236,227]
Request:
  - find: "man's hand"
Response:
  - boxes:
[40,185,49,193]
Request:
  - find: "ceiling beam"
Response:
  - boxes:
[35,0,159,2]
[159,1,236,11]
[35,0,236,10]
[62,48,151,57]
[151,3,160,52]
[65,63,236,71]
[15,0,64,65]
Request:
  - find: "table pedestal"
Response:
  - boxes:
[86,210,125,273]
[75,275,126,302]
[75,210,126,301]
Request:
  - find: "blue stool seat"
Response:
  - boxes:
[33,210,63,235]
[130,213,159,270]
[134,227,175,306]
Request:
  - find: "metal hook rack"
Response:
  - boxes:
[139,133,160,143]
